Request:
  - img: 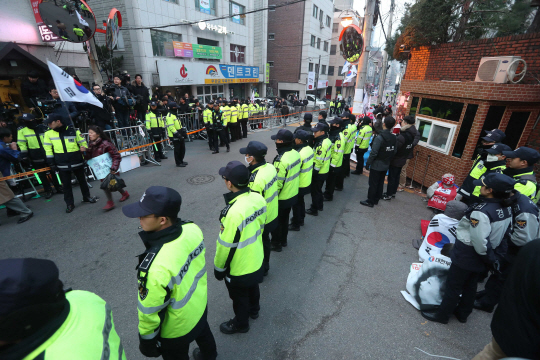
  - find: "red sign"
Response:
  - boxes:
[31,0,43,23]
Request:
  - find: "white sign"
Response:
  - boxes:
[87,153,113,180]
[197,21,227,34]
[317,80,328,89]
[306,72,315,90]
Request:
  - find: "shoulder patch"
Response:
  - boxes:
[138,252,156,271]
[17,126,24,131]
[139,285,148,300]
[516,220,527,229]
[470,218,480,228]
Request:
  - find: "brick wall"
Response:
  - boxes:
[404,33,540,85]
[267,0,304,84]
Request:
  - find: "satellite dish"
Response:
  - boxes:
[339,24,364,65]
[38,0,97,43]
[507,58,527,84]
[106,9,122,50]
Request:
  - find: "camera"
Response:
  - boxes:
[34,98,60,117]
[0,102,21,125]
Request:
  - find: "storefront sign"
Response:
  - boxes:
[156,59,259,86]
[171,42,222,59]
[232,4,241,24]
[199,0,211,14]
[265,63,270,84]
[197,21,228,34]
[306,72,315,90]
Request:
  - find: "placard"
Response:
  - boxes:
[232,3,241,24]
[200,0,211,14]
[87,153,113,180]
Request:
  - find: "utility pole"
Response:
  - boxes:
[352,0,376,115]
[377,0,395,104]
[314,55,321,99]
[87,38,104,86]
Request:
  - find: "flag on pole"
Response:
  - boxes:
[362,91,369,114]
[47,60,103,108]
[251,89,255,102]
[345,65,357,83]
[76,11,89,27]
[341,61,351,75]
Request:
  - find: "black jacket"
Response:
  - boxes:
[129,82,149,109]
[366,129,396,171]
[50,98,78,126]
[177,103,191,114]
[390,126,416,167]
[111,85,131,110]
[20,78,49,107]
[407,125,421,159]
[89,94,113,129]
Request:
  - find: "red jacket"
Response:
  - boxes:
[86,138,122,172]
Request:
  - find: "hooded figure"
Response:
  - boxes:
[426,173,462,212]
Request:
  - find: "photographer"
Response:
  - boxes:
[48,87,78,126]
[20,70,49,110]
[90,85,113,130]
[130,74,150,124]
[111,74,131,128]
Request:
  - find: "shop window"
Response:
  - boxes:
[328,66,334,76]
[230,44,245,63]
[151,30,182,57]
[230,2,245,25]
[195,0,217,15]
[505,112,531,149]
[472,105,506,159]
[418,97,464,122]
[409,96,420,116]
[452,104,478,158]
[417,116,457,155]
[197,84,223,104]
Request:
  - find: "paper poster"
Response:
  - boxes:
[87,153,113,180]
[200,0,211,14]
[306,72,315,90]
[232,3,241,24]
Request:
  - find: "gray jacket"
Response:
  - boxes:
[366,129,396,171]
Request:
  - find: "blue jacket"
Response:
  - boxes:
[51,98,78,126]
[0,141,20,177]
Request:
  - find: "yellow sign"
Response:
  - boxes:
[204,78,259,84]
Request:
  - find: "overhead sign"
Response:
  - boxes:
[197,21,228,34]
[172,42,222,59]
[157,60,259,86]
[306,72,315,90]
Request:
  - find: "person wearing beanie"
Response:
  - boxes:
[0,258,126,360]
[426,174,461,213]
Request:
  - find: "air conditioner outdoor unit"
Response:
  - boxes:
[475,56,522,83]
[320,21,325,29]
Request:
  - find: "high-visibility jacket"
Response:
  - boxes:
[21,290,126,360]
[248,104,256,116]
[43,126,87,170]
[145,111,165,137]
[473,163,506,197]
[459,159,505,199]
[343,123,356,154]
[203,108,213,125]
[235,104,242,120]
[17,125,50,163]
[297,144,314,190]
[230,105,238,123]
[73,28,84,37]
[329,131,345,168]
[241,104,249,119]
[508,170,536,200]
[313,136,332,175]
[137,221,208,339]
[165,113,181,138]
[329,101,335,108]
[248,162,279,231]
[215,189,266,285]
[356,125,373,150]
[221,106,231,125]
[273,147,301,208]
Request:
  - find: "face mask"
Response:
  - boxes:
[245,156,251,165]
[486,154,499,162]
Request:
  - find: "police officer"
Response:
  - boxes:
[165,110,188,167]
[335,113,356,189]
[472,129,505,165]
[241,141,278,276]
[306,122,332,216]
[233,98,242,140]
[502,147,540,199]
[351,116,373,175]
[289,130,314,231]
[44,114,97,213]
[211,102,230,153]
[323,118,345,202]
[215,161,266,334]
[318,110,329,127]
[270,129,301,251]
[294,113,314,147]
[229,101,239,142]
[360,116,397,207]
[17,113,63,199]
[221,102,231,142]
[145,101,167,162]
[203,101,215,151]
[422,173,516,324]
[329,99,335,116]
[475,188,540,313]
[248,101,257,130]
[0,258,126,360]
[122,186,217,359]
[240,99,249,138]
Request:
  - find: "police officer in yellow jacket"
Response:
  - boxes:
[229,101,239,142]
[215,161,266,334]
[145,101,168,162]
[502,147,540,199]
[306,123,332,216]
[17,113,62,199]
[324,118,345,201]
[289,130,314,231]
[270,129,301,251]
[0,258,126,360]
[240,99,249,138]
[44,114,97,213]
[211,102,230,153]
[165,111,188,167]
[122,186,217,360]
[241,141,278,276]
[351,116,373,175]
[203,102,215,151]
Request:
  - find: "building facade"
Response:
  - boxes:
[90,0,268,101]
[267,0,333,99]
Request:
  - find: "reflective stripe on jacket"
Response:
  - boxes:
[248,162,279,231]
[330,132,345,168]
[165,114,181,138]
[298,145,314,189]
[356,125,372,149]
[17,126,50,162]
[43,126,87,170]
[313,137,332,175]
[273,148,301,207]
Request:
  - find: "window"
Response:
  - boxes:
[409,96,420,116]
[151,30,182,57]
[230,2,245,25]
[505,111,531,149]
[338,66,343,75]
[195,0,216,15]
[323,41,328,52]
[313,5,318,18]
[268,61,274,67]
[315,63,319,74]
[452,104,478,158]
[417,116,457,155]
[197,85,224,104]
[230,44,245,63]
[321,65,326,75]
[418,97,465,122]
[317,38,321,49]
[309,63,314,72]
[332,23,339,33]
[330,44,336,55]
[328,66,334,76]
[164,0,178,3]
[269,33,275,40]
[326,15,331,27]
[311,35,316,47]
[473,105,506,158]
[319,10,323,21]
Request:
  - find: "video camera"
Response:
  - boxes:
[34,98,60,117]
[0,102,21,125]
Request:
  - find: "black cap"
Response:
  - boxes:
[218,161,250,186]
[473,173,516,194]
[294,129,311,141]
[0,258,64,316]
[313,122,328,133]
[122,186,182,218]
[208,101,214,105]
[45,113,62,124]
[27,70,39,78]
[502,146,540,164]
[328,118,343,125]
[21,113,36,121]
[303,113,313,122]
[239,141,268,157]
[271,129,294,142]
[482,130,505,143]
[348,114,356,122]
[340,112,349,118]
[485,143,512,155]
[150,101,157,106]
[319,110,327,119]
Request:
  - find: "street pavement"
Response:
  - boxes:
[1,125,493,359]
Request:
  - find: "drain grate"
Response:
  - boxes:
[187,175,215,185]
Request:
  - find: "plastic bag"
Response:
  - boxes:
[100,173,126,192]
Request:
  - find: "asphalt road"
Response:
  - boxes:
[1,125,493,360]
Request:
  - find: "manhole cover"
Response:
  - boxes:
[187,175,215,185]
